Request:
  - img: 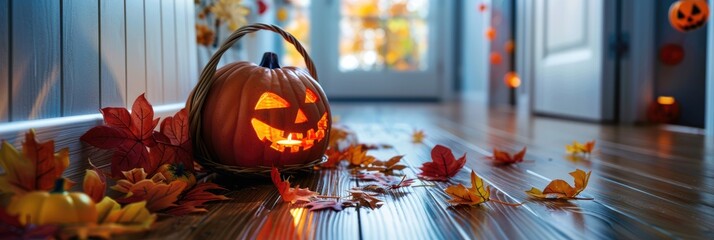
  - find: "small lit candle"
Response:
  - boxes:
[277,133,301,146]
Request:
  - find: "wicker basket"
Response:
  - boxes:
[187,23,326,178]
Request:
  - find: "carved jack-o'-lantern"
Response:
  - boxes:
[669,0,710,32]
[188,24,331,174]
[199,52,330,167]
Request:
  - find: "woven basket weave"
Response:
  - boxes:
[188,23,326,178]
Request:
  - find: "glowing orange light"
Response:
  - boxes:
[486,27,496,41]
[490,52,502,65]
[657,96,675,105]
[305,89,318,103]
[504,72,521,88]
[255,92,289,110]
[294,109,308,123]
[505,40,515,54]
[478,3,487,12]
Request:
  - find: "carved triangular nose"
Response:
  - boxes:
[295,109,308,124]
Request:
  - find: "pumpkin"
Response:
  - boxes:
[669,0,710,32]
[647,96,680,123]
[158,163,196,187]
[197,52,330,168]
[8,179,98,225]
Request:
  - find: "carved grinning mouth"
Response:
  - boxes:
[251,113,328,153]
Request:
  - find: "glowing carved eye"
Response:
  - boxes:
[255,92,289,110]
[305,88,319,103]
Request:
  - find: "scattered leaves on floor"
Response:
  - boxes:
[355,172,414,191]
[565,140,596,155]
[418,145,467,181]
[486,147,527,165]
[345,145,376,167]
[271,167,318,204]
[348,190,384,209]
[526,169,592,200]
[412,129,426,143]
[164,183,230,215]
[0,130,70,195]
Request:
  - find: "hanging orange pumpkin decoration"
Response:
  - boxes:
[659,43,685,65]
[647,96,680,123]
[504,72,521,88]
[490,52,502,65]
[485,27,496,41]
[188,24,330,176]
[669,0,710,32]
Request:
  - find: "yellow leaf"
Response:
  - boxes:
[566,140,596,154]
[345,146,375,167]
[412,130,425,143]
[445,171,490,206]
[64,197,156,239]
[96,197,121,223]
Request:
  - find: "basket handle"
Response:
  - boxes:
[188,23,317,160]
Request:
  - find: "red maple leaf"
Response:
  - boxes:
[271,167,318,203]
[152,109,195,171]
[81,94,159,177]
[486,147,527,165]
[164,182,230,216]
[417,145,466,181]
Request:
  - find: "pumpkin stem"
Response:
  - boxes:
[259,52,281,69]
[52,178,66,193]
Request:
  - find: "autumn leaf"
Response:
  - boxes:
[271,167,318,204]
[445,170,491,206]
[347,190,384,209]
[81,94,160,177]
[164,182,230,216]
[418,145,467,181]
[367,155,407,174]
[152,109,194,172]
[83,169,106,202]
[111,168,167,194]
[355,172,414,190]
[0,207,59,239]
[526,169,592,200]
[0,130,69,195]
[565,140,596,155]
[345,145,376,167]
[321,148,348,168]
[305,199,355,211]
[486,147,527,165]
[117,179,187,212]
[412,129,425,143]
[61,197,156,239]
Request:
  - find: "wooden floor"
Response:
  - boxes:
[122,100,714,239]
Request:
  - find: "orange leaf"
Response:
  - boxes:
[445,170,490,206]
[83,169,106,202]
[345,145,376,167]
[110,168,166,194]
[526,169,592,200]
[418,145,466,181]
[486,147,526,165]
[0,130,69,195]
[271,167,318,204]
[164,183,229,216]
[117,179,187,212]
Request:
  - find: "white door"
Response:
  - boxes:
[532,0,615,121]
[311,0,447,99]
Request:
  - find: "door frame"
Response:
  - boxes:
[707,0,714,136]
[516,0,656,124]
